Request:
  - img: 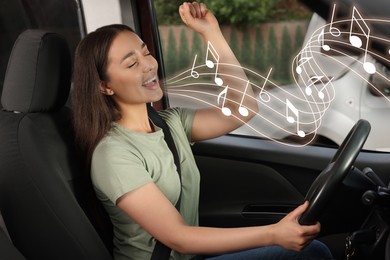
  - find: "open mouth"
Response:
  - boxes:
[142,76,158,89]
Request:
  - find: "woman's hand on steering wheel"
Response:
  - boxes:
[271,201,320,251]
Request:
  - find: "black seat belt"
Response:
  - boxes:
[147,104,181,260]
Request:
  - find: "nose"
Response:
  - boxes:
[141,55,156,73]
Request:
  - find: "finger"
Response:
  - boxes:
[301,222,321,237]
[191,2,202,18]
[184,2,196,18]
[289,201,309,220]
[179,3,194,25]
[199,2,208,17]
[186,2,197,18]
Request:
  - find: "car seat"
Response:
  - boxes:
[0,30,112,259]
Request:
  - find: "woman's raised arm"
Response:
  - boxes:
[178,2,259,141]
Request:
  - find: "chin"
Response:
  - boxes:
[149,88,164,103]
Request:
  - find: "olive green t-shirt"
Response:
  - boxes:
[91,108,200,260]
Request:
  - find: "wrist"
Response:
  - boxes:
[201,27,223,43]
[266,224,278,246]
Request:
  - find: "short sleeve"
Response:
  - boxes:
[159,107,195,142]
[91,137,152,204]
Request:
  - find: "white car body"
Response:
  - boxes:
[170,13,390,151]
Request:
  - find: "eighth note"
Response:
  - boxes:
[348,6,376,74]
[296,56,312,74]
[318,77,333,100]
[305,76,324,96]
[205,41,223,86]
[349,7,369,48]
[217,86,232,116]
[286,99,305,138]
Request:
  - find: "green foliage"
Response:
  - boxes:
[294,25,304,53]
[272,0,312,21]
[192,32,203,58]
[266,26,279,80]
[160,24,308,84]
[241,27,253,69]
[165,28,178,77]
[253,27,266,73]
[203,0,282,25]
[178,28,190,69]
[153,0,312,25]
[154,0,183,25]
[229,27,240,60]
[279,26,292,82]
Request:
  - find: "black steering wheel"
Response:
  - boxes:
[299,119,371,225]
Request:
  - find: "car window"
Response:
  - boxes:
[0,0,82,102]
[81,0,138,34]
[154,0,390,152]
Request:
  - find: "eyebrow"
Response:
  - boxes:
[120,42,147,63]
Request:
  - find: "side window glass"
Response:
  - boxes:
[154,1,390,152]
[0,0,81,100]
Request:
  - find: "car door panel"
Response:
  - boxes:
[196,155,303,228]
[193,135,390,234]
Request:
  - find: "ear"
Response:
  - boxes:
[99,82,114,96]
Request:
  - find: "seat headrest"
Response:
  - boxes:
[1,30,71,113]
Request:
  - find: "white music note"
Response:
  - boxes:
[318,77,333,100]
[349,6,376,74]
[190,54,199,78]
[318,29,330,51]
[305,76,324,96]
[238,80,250,117]
[286,99,305,138]
[304,76,333,99]
[259,68,272,103]
[296,56,312,74]
[217,86,232,116]
[205,41,223,86]
[349,7,368,48]
[329,4,341,37]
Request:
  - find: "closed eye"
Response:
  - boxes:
[128,62,137,68]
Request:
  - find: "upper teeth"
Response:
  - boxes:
[144,77,155,85]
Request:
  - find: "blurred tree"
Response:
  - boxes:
[253,27,266,73]
[294,25,304,53]
[229,27,240,60]
[241,27,253,69]
[203,0,282,25]
[266,26,279,80]
[165,28,178,77]
[273,0,312,20]
[154,0,183,25]
[279,26,292,82]
[191,31,203,59]
[153,0,311,25]
[178,28,190,69]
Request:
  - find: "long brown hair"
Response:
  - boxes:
[72,24,135,167]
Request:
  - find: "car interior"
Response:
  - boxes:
[1,0,390,260]
[0,29,113,259]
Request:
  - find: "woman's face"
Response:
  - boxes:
[102,31,162,107]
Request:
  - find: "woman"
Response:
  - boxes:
[72,2,333,260]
